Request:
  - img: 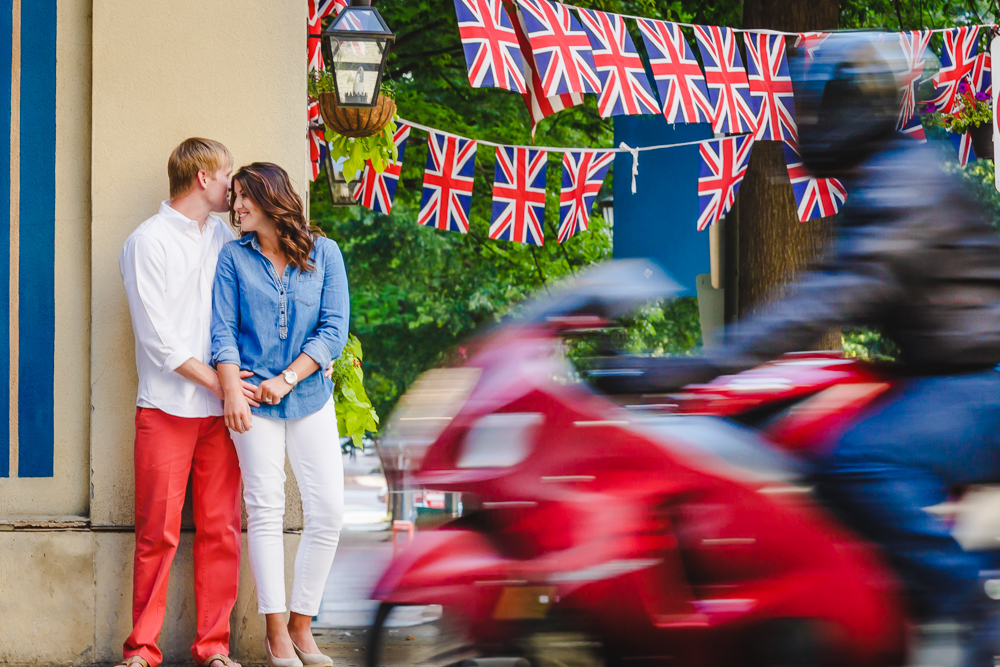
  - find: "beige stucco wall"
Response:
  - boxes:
[0,1,311,663]
[90,0,308,528]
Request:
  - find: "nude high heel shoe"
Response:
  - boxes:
[266,639,303,667]
[291,641,333,667]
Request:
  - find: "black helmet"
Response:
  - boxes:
[790,32,900,178]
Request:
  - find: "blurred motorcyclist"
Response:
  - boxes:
[596,33,1000,666]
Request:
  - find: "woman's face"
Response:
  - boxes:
[232,181,271,234]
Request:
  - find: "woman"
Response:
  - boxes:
[211,162,349,667]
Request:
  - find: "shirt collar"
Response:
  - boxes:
[237,232,258,249]
[160,200,220,234]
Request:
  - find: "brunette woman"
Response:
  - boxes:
[211,162,348,667]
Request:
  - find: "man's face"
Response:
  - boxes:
[205,164,233,213]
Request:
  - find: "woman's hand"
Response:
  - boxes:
[255,376,294,406]
[224,391,253,434]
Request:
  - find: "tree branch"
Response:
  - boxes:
[530,246,551,294]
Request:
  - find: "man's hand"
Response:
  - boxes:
[175,358,261,407]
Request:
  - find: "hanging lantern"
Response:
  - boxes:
[321,0,395,109]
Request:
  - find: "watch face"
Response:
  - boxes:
[284,370,298,384]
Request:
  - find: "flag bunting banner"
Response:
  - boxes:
[454,0,527,93]
[518,0,601,96]
[930,26,979,113]
[354,123,413,214]
[489,146,548,245]
[419,132,478,233]
[578,8,659,117]
[783,141,848,222]
[744,32,797,142]
[637,19,713,124]
[558,150,614,242]
[694,25,758,134]
[697,134,754,231]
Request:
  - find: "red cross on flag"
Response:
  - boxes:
[418,132,478,234]
[518,0,601,97]
[353,123,412,215]
[697,135,754,231]
[894,30,932,131]
[637,19,713,124]
[489,146,548,245]
[694,25,758,134]
[782,141,847,222]
[929,26,979,113]
[558,150,614,243]
[577,9,659,117]
[454,0,526,93]
[744,32,797,142]
[972,51,991,95]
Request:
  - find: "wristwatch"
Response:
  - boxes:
[282,369,298,386]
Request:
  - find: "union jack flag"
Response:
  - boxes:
[793,32,830,61]
[972,51,991,95]
[489,146,548,245]
[744,32,796,142]
[577,9,658,117]
[513,6,583,134]
[694,25,758,134]
[894,30,932,130]
[454,0,526,93]
[519,0,601,97]
[308,99,327,182]
[697,134,754,231]
[353,123,412,214]
[950,130,978,167]
[901,113,927,142]
[308,0,348,72]
[782,141,847,222]
[558,150,613,242]
[637,19,713,124]
[418,132,478,234]
[929,26,979,113]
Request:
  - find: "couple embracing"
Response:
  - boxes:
[117,138,349,667]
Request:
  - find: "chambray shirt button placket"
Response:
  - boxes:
[278,266,290,340]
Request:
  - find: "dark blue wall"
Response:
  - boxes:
[612,116,713,296]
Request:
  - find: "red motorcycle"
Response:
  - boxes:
[369,262,908,667]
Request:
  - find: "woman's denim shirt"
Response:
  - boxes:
[211,233,349,419]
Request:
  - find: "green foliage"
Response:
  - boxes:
[327,118,400,182]
[331,334,380,447]
[842,328,900,361]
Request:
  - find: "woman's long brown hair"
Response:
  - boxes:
[229,162,321,272]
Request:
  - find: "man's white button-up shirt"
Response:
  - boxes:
[119,201,235,418]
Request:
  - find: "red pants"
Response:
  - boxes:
[123,408,242,667]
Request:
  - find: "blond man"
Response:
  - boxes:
[117,138,256,667]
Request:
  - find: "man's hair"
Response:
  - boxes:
[167,138,233,198]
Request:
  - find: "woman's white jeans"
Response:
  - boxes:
[231,398,344,616]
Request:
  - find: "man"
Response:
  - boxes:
[117,138,257,667]
[597,35,1000,666]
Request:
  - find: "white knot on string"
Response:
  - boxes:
[619,141,639,194]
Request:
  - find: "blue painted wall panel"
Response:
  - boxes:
[18,0,55,477]
[0,0,10,478]
[612,116,713,296]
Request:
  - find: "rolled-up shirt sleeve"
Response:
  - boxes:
[120,234,196,372]
[211,244,243,367]
[302,240,350,368]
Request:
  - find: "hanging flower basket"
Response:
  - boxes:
[318,91,396,138]
[969,122,995,160]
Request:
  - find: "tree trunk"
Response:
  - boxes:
[732,0,841,349]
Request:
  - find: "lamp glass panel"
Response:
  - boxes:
[332,37,386,105]
[331,8,388,33]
